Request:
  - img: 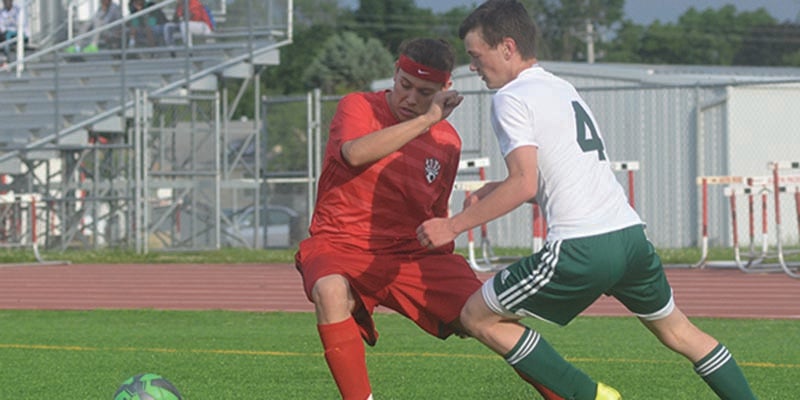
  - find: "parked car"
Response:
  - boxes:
[227,137,257,165]
[222,205,302,248]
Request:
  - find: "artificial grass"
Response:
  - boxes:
[0,310,796,399]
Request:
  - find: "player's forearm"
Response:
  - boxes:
[450,175,536,235]
[471,181,501,201]
[341,114,437,167]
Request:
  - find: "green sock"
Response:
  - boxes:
[694,344,757,399]
[505,327,597,400]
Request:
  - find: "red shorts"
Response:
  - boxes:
[295,236,482,344]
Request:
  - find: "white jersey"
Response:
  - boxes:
[491,65,642,241]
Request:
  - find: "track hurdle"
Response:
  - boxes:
[718,179,784,273]
[694,167,800,278]
[453,157,525,272]
[453,157,536,272]
[768,161,800,278]
[694,175,744,269]
[0,194,70,267]
[611,161,639,209]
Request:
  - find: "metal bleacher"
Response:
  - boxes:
[1,55,216,135]
[0,0,292,254]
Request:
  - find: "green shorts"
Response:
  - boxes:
[483,224,674,326]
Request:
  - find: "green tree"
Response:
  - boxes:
[520,0,624,61]
[302,31,395,94]
[350,0,436,53]
[434,6,474,65]
[607,5,781,66]
[292,0,347,29]
[262,100,311,174]
[263,25,340,95]
[782,49,800,66]
[601,19,645,63]
[223,25,340,121]
[735,22,800,66]
[227,0,348,112]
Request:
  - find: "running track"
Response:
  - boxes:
[0,263,798,319]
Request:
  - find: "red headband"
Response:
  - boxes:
[397,54,451,84]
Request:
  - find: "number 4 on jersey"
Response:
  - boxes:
[572,101,607,161]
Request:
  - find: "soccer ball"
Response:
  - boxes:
[113,373,183,400]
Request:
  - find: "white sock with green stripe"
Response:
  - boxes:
[694,344,756,399]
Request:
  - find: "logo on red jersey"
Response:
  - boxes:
[425,158,441,183]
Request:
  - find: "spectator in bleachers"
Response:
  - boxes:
[163,0,214,47]
[66,0,122,53]
[0,0,29,62]
[128,0,168,48]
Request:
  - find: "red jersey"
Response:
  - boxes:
[176,0,213,30]
[308,90,462,254]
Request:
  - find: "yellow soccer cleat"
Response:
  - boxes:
[595,382,621,400]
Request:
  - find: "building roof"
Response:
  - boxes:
[450,61,800,88]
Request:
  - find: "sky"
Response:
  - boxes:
[340,0,800,24]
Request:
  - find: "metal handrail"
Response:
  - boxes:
[5,0,178,77]
[0,0,294,165]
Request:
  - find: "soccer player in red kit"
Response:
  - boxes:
[294,38,481,400]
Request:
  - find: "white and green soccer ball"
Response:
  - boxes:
[113,373,182,400]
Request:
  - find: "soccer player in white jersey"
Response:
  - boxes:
[416,1,757,399]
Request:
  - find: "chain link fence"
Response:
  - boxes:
[262,77,800,252]
[5,74,797,256]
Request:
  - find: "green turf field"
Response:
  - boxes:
[0,310,796,399]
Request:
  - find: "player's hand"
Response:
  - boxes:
[428,90,463,122]
[416,218,458,249]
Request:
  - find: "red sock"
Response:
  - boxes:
[515,369,565,400]
[318,317,372,400]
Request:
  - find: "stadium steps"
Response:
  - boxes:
[0,54,225,141]
[0,32,283,186]
[0,99,97,116]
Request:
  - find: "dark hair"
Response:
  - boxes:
[396,38,456,73]
[458,0,537,59]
